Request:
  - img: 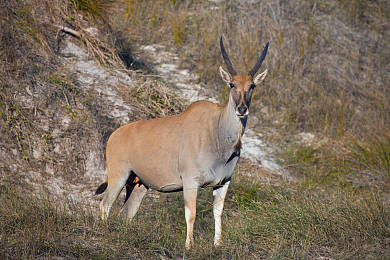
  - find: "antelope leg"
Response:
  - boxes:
[120,183,148,221]
[213,181,230,246]
[183,185,198,250]
[99,165,130,220]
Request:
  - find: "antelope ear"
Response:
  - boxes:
[254,69,268,86]
[219,66,232,83]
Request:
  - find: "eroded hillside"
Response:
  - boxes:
[0,0,186,205]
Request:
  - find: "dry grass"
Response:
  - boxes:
[117,76,185,120]
[1,177,389,259]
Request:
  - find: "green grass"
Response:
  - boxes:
[69,0,111,21]
[351,134,390,179]
[281,135,390,189]
[1,178,389,259]
[281,142,350,188]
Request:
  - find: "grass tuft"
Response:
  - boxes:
[351,134,390,179]
[1,179,389,258]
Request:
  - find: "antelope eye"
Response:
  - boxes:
[250,83,256,89]
[229,83,235,88]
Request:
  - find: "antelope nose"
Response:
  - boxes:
[237,105,248,116]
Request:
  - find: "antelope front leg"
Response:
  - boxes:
[213,181,230,246]
[183,185,198,250]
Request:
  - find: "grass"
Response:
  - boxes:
[281,142,351,188]
[117,77,185,119]
[280,133,390,191]
[351,134,390,180]
[1,177,389,258]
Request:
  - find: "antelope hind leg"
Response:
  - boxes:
[99,165,130,220]
[213,181,230,246]
[120,183,148,221]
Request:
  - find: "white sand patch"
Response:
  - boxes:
[140,44,217,103]
[61,40,133,124]
[32,37,140,207]
[241,129,283,174]
[297,132,315,145]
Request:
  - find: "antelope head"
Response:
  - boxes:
[219,37,269,118]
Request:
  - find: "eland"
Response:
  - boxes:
[96,37,269,249]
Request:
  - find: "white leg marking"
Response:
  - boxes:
[184,205,194,250]
[213,181,230,246]
[183,185,198,250]
[185,206,191,225]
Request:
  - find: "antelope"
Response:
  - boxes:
[95,37,269,249]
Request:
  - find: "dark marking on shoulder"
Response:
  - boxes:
[225,140,241,165]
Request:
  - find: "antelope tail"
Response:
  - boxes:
[95,181,108,195]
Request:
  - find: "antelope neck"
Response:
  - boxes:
[217,93,246,153]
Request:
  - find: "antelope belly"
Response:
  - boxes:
[199,156,239,187]
[131,164,183,192]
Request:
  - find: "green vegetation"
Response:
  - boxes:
[70,0,111,21]
[351,134,390,179]
[1,178,389,258]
